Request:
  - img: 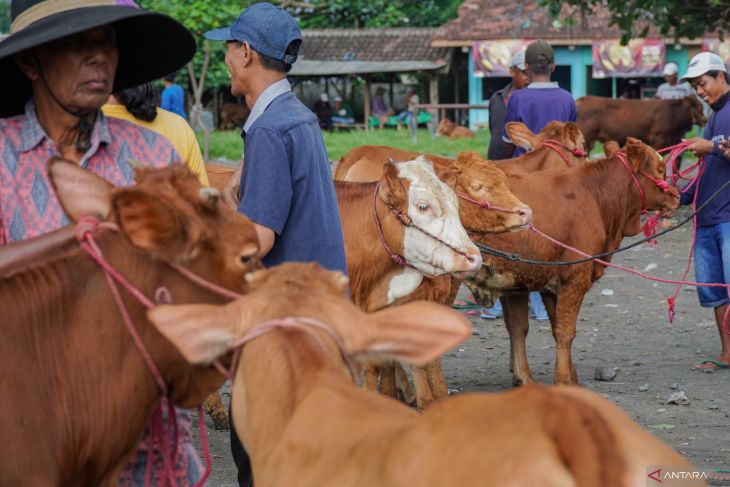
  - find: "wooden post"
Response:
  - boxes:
[429,74,439,138]
[364,76,372,132]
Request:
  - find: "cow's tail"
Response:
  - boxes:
[540,385,626,487]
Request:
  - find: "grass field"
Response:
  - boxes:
[199,128,491,162]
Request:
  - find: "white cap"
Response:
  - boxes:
[662,62,678,76]
[680,52,727,83]
[334,95,343,102]
[509,50,526,70]
[320,93,329,102]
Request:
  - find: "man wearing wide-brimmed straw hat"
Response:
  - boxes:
[0,1,209,485]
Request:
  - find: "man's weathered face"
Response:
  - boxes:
[665,74,678,85]
[509,66,530,89]
[691,72,729,105]
[21,26,118,113]
[225,41,249,98]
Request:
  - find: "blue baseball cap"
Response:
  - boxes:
[205,3,301,65]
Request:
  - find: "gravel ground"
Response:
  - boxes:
[193,207,729,485]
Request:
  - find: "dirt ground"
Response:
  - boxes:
[192,206,729,486]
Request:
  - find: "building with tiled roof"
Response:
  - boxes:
[292,27,451,76]
[435,0,711,128]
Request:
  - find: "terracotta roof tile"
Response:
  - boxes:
[300,28,450,63]
[435,0,660,43]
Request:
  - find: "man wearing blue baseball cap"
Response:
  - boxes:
[205,3,347,485]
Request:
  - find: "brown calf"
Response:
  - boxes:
[464,139,680,385]
[0,162,259,486]
[149,262,702,487]
[437,118,475,139]
[219,102,251,130]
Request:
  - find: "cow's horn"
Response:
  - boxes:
[127,158,146,170]
[199,187,221,206]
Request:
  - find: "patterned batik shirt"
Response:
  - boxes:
[0,100,177,243]
[0,100,207,486]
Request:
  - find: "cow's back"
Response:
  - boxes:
[334,146,453,182]
[206,163,236,192]
[577,97,693,150]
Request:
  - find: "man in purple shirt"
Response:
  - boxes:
[500,40,577,320]
[502,40,577,157]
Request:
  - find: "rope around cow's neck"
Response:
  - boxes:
[536,138,588,168]
[75,215,235,487]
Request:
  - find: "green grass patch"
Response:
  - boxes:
[197,125,702,162]
[199,128,491,162]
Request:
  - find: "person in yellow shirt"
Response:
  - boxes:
[102,83,209,186]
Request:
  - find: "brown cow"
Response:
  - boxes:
[436,118,475,139]
[335,122,585,407]
[219,102,251,130]
[464,139,680,386]
[149,262,703,487]
[0,162,259,486]
[577,95,706,153]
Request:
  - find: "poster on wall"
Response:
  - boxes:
[472,40,528,77]
[592,39,665,78]
[702,39,730,69]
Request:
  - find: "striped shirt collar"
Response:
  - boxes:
[242,78,292,135]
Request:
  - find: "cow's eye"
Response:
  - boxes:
[417,203,430,212]
[470,183,483,191]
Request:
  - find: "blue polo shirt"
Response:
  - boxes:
[502,82,577,156]
[238,80,347,273]
[679,92,730,227]
[161,83,187,119]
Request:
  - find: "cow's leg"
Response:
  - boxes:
[379,362,398,398]
[411,365,435,409]
[502,293,533,386]
[363,362,380,390]
[551,291,585,385]
[394,362,416,404]
[203,391,229,431]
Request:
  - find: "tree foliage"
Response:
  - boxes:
[538,0,730,44]
[285,0,462,29]
[1,0,10,33]
[136,0,247,90]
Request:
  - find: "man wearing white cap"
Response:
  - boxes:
[679,52,730,371]
[656,62,694,100]
[487,49,530,160]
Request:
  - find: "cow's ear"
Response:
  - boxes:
[147,303,236,364]
[49,158,113,221]
[112,190,187,255]
[625,138,649,171]
[505,122,538,150]
[349,301,471,365]
[564,123,586,153]
[437,169,459,190]
[379,160,407,206]
[603,140,620,157]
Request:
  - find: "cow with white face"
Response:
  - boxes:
[336,156,481,311]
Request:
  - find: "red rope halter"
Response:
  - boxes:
[536,139,588,168]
